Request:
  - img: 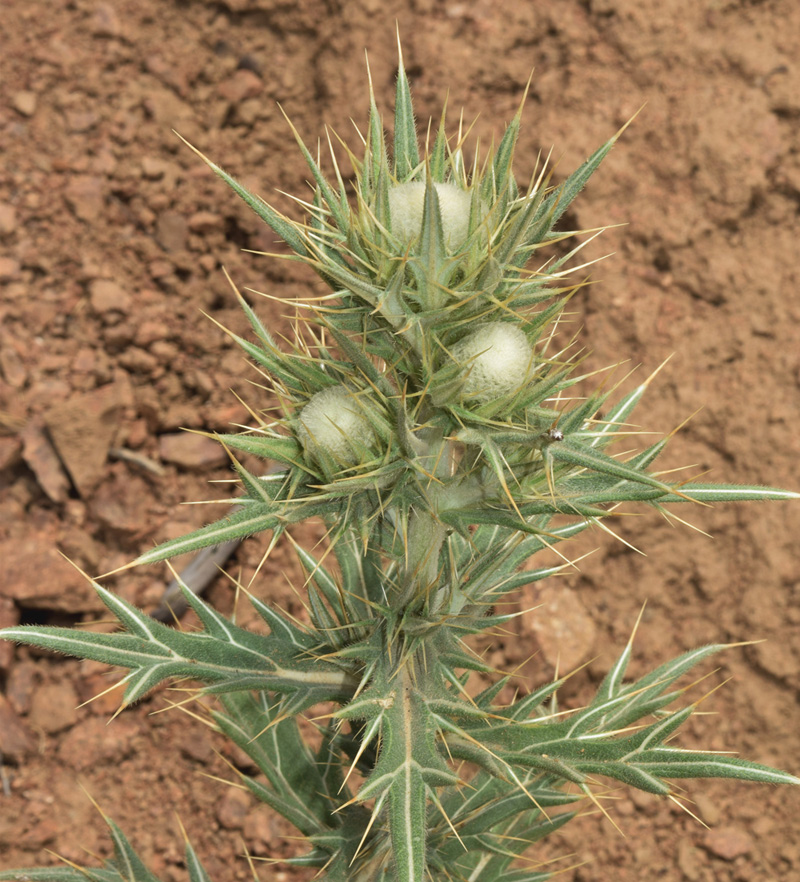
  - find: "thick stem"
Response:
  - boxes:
[405,509,448,599]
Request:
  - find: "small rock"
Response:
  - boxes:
[0,202,17,235]
[12,90,37,117]
[149,258,174,279]
[0,536,102,612]
[753,639,800,681]
[702,825,754,861]
[218,69,263,104]
[0,343,27,388]
[64,108,99,133]
[64,174,105,221]
[58,715,140,770]
[188,210,223,234]
[45,381,132,497]
[216,787,251,830]
[117,345,159,373]
[0,694,34,759]
[155,212,188,252]
[159,432,228,470]
[89,278,131,314]
[0,257,21,281]
[693,793,721,826]
[89,468,154,534]
[28,681,79,735]
[21,420,71,503]
[0,435,22,472]
[134,319,168,347]
[5,660,39,715]
[91,2,122,37]
[677,838,703,881]
[141,156,169,179]
[519,584,597,672]
[180,732,214,763]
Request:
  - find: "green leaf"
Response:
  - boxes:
[393,39,420,180]
[656,482,800,503]
[0,583,357,706]
[537,129,619,235]
[184,840,212,882]
[213,691,336,836]
[175,133,308,256]
[132,504,281,567]
[0,871,121,882]
[545,437,680,498]
[340,666,458,882]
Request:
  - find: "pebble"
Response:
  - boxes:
[64,174,105,221]
[159,431,228,470]
[141,156,169,180]
[134,318,168,347]
[5,659,38,715]
[0,694,33,760]
[28,681,79,735]
[702,825,754,861]
[89,468,153,534]
[217,69,263,104]
[155,211,188,252]
[89,278,131,314]
[188,210,223,234]
[0,536,102,612]
[0,202,17,235]
[12,89,37,117]
[57,715,140,770]
[0,344,27,388]
[21,420,71,503]
[519,584,597,672]
[91,2,122,37]
[677,837,703,881]
[0,435,22,472]
[0,257,21,281]
[45,380,133,497]
[693,793,721,826]
[216,786,251,830]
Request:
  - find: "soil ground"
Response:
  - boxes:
[2,1,800,880]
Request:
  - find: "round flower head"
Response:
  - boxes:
[451,322,534,402]
[389,181,474,251]
[296,386,375,466]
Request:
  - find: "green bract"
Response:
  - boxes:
[1,38,797,882]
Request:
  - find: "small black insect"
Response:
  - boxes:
[547,428,564,442]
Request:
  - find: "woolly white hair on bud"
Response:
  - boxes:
[451,322,534,402]
[297,386,375,465]
[388,181,474,250]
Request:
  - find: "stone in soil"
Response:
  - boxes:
[0,535,104,612]
[702,825,755,861]
[45,380,133,498]
[158,431,228,470]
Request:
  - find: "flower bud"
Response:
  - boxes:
[296,386,376,466]
[388,181,474,251]
[451,322,533,402]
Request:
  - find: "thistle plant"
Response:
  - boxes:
[2,42,799,882]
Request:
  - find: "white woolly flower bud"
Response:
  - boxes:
[297,386,375,465]
[388,181,474,251]
[451,322,533,402]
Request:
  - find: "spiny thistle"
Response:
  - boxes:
[2,39,798,882]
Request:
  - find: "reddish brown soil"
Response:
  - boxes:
[2,1,800,880]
